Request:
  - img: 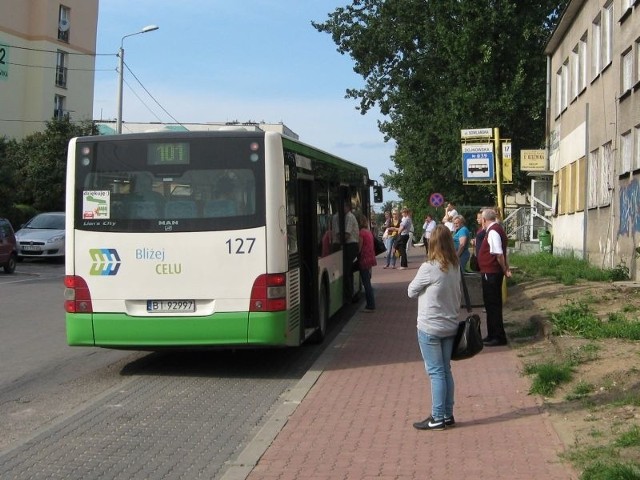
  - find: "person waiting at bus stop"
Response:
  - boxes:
[358,214,377,312]
[394,207,413,270]
[478,208,511,347]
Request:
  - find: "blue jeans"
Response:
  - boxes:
[384,237,396,267]
[360,267,375,309]
[417,329,455,420]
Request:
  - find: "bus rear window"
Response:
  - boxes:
[73,134,266,232]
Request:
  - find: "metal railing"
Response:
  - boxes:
[503,205,552,242]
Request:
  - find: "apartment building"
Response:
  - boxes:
[0,0,98,139]
[545,0,640,279]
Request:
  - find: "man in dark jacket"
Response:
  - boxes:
[477,209,512,346]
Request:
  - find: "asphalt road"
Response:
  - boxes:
[0,259,356,478]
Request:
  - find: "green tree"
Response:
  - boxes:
[314,0,565,213]
[7,118,97,213]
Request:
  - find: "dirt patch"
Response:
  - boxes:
[504,279,640,467]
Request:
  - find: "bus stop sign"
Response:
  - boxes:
[430,193,444,207]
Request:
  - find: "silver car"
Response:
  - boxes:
[15,212,65,261]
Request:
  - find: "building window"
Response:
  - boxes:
[55,50,67,88]
[54,94,66,119]
[592,13,601,79]
[556,60,569,114]
[635,124,640,171]
[601,141,613,206]
[620,130,632,174]
[621,48,633,94]
[588,148,599,208]
[602,2,613,68]
[58,5,70,42]
[572,45,579,100]
[621,0,633,21]
[576,157,585,212]
[578,33,587,92]
[636,39,640,87]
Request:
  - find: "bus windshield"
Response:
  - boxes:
[73,133,266,233]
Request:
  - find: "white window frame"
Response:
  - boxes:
[622,48,633,93]
[634,124,640,171]
[557,59,569,113]
[620,130,632,174]
[55,50,67,88]
[578,33,587,92]
[58,5,70,42]
[54,94,66,119]
[592,14,601,79]
[602,2,613,68]
[636,38,640,86]
[601,142,613,206]
[588,148,599,208]
[572,45,579,100]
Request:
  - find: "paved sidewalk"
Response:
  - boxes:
[231,250,578,479]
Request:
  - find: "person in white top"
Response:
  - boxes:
[442,202,458,232]
[421,214,437,256]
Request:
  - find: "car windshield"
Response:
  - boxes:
[27,214,64,230]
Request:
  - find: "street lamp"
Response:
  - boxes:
[116,25,159,134]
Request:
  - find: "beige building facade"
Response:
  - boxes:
[0,0,98,139]
[545,0,640,278]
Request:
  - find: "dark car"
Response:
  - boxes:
[0,218,18,274]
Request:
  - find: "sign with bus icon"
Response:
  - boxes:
[462,143,494,181]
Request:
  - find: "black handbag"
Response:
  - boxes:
[451,272,483,361]
[451,313,483,360]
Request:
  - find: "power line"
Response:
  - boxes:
[0,42,114,56]
[1,43,183,128]
[123,61,184,128]
[7,61,113,72]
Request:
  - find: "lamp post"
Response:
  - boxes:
[116,25,159,134]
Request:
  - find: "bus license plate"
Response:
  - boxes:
[147,300,195,313]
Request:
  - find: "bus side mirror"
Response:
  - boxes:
[373,186,383,203]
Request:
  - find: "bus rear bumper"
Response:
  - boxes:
[66,311,292,348]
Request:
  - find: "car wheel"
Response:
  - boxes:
[3,254,17,274]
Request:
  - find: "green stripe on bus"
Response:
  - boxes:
[66,311,292,347]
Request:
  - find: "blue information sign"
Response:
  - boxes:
[462,143,494,181]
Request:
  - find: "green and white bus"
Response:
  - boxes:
[64,130,375,348]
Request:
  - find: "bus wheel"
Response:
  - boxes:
[310,284,328,344]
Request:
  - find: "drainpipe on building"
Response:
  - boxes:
[583,104,589,261]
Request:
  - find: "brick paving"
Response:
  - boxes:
[243,250,578,480]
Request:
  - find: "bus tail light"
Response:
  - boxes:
[64,275,93,313]
[250,273,287,312]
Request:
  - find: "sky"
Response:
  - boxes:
[92,0,399,204]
